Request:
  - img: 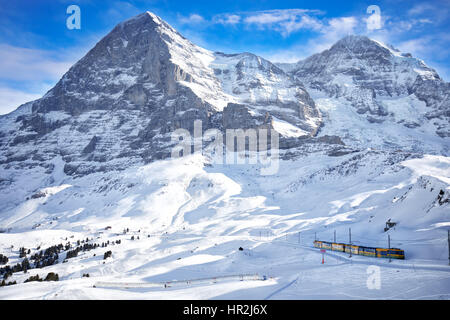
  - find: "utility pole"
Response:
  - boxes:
[448,230,449,266]
[334,230,336,243]
[388,234,391,263]
[315,232,317,241]
[298,232,301,244]
[349,228,352,258]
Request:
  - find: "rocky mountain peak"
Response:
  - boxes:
[279,35,449,152]
[0,12,323,178]
[331,35,394,54]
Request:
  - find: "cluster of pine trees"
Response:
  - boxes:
[0,260,30,280]
[0,234,126,287]
[65,242,102,260]
[0,243,67,280]
[1,241,74,283]
[29,244,65,269]
[0,280,16,287]
[19,247,30,258]
[0,254,8,265]
[23,272,59,283]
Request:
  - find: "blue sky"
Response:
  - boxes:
[0,0,449,114]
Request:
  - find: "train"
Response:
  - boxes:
[313,240,405,259]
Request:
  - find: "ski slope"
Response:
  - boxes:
[0,151,449,299]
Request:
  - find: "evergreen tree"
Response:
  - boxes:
[103,251,112,259]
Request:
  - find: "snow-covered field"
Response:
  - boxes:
[0,151,449,299]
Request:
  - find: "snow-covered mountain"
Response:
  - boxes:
[278,35,450,154]
[0,12,322,178]
[0,12,449,299]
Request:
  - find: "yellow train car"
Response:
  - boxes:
[359,246,377,257]
[331,243,345,252]
[376,248,389,258]
[376,248,405,259]
[389,249,405,259]
[313,240,322,248]
[321,241,332,250]
[344,245,359,255]
[314,240,405,260]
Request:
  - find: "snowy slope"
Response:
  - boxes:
[0,150,448,299]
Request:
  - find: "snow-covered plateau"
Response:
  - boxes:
[0,12,449,299]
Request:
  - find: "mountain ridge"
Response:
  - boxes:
[0,11,448,176]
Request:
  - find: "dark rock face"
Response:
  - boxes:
[222,103,269,130]
[411,77,450,137]
[82,136,99,154]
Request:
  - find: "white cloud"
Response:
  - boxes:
[179,9,324,36]
[407,3,435,16]
[0,44,75,82]
[179,9,327,37]
[326,16,358,36]
[278,15,323,36]
[103,1,142,24]
[242,9,324,37]
[406,2,449,25]
[0,44,87,115]
[178,13,206,25]
[243,9,319,24]
[0,87,45,115]
[297,16,359,57]
[396,33,450,60]
[213,14,241,25]
[397,38,429,55]
[258,16,359,63]
[319,16,358,43]
[389,17,433,32]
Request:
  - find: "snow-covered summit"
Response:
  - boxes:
[278,35,449,153]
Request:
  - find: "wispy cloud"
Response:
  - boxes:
[179,9,325,37]
[0,86,45,115]
[237,9,324,37]
[259,16,359,63]
[318,16,358,45]
[102,1,142,25]
[407,3,437,16]
[244,9,316,24]
[0,43,89,115]
[0,44,74,81]
[178,13,206,25]
[212,14,241,25]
